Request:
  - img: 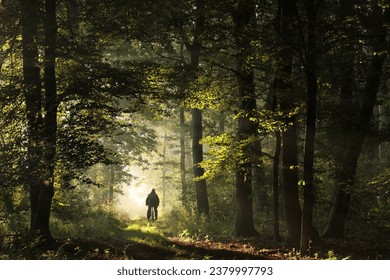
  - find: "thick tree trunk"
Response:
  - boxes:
[234,108,258,236]
[30,180,54,242]
[275,0,302,245]
[192,108,209,215]
[232,0,258,237]
[21,0,45,236]
[21,0,57,245]
[21,0,43,180]
[43,0,58,179]
[188,45,208,217]
[300,0,318,255]
[281,122,301,243]
[190,0,209,216]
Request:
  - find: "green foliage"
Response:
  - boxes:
[326,250,339,260]
[165,208,232,239]
[0,184,29,236]
[199,133,237,180]
[50,205,135,242]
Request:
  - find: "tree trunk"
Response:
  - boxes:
[21,0,43,181]
[252,141,265,214]
[275,0,302,245]
[30,180,54,242]
[190,0,209,216]
[281,122,301,243]
[162,129,167,210]
[21,0,44,236]
[273,131,281,242]
[232,0,258,237]
[378,79,390,159]
[218,111,225,134]
[43,0,58,179]
[21,0,57,245]
[323,8,388,238]
[234,111,258,237]
[109,165,114,205]
[192,108,209,215]
[300,0,318,255]
[179,107,188,207]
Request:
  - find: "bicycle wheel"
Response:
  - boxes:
[150,208,155,221]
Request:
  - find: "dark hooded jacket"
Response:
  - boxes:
[146,189,159,207]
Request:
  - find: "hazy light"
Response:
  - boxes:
[116,182,152,220]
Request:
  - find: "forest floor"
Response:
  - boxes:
[51,236,389,260]
[1,223,389,260]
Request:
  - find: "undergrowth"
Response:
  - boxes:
[162,207,233,240]
[2,205,388,260]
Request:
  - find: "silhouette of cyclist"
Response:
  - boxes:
[146,189,160,220]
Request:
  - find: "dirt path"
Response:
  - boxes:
[49,237,288,260]
[2,233,389,260]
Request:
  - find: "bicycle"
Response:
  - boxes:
[147,207,157,221]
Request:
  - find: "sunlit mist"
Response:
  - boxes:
[116,181,151,220]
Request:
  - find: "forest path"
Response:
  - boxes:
[167,237,288,260]
[52,236,287,260]
[50,235,390,260]
[2,231,389,260]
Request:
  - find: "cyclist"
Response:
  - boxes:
[145,189,160,220]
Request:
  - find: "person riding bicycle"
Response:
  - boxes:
[146,189,160,220]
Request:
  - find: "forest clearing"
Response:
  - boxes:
[1,0,390,260]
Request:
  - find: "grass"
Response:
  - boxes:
[120,221,169,248]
